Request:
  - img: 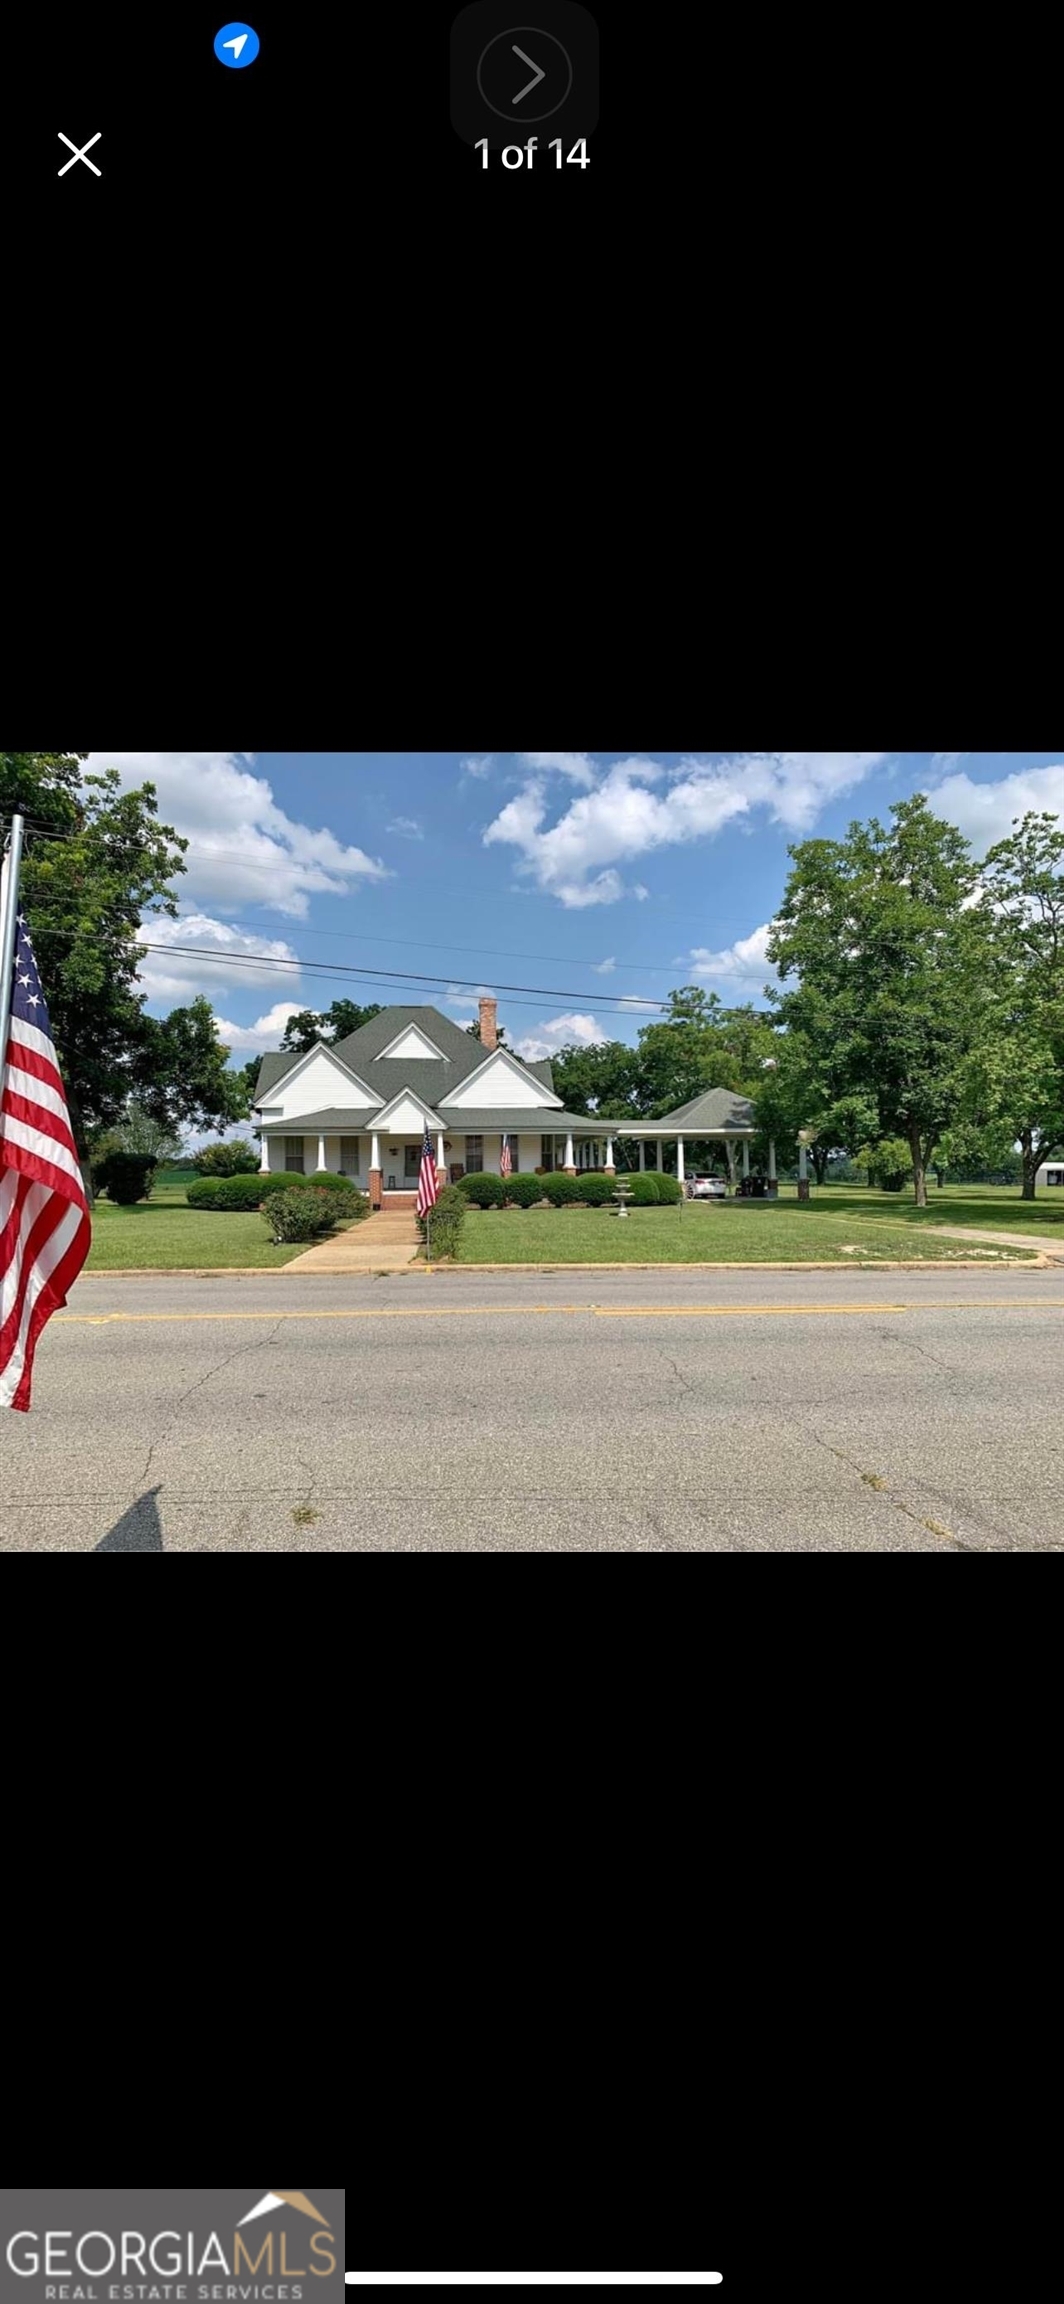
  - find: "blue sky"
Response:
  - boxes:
[86,750,1064,1068]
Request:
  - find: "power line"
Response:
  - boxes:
[1,812,770,973]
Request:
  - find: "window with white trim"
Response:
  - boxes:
[465,1134,484,1172]
[284,1136,305,1173]
[339,1138,360,1176]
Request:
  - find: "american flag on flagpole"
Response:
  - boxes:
[1,872,91,1410]
[415,1120,439,1217]
[499,1134,512,1177]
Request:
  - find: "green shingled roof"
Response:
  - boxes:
[253,1006,560,1113]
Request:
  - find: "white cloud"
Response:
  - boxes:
[460,754,495,778]
[591,956,616,973]
[387,816,423,839]
[614,995,658,1012]
[513,1011,608,1061]
[927,764,1064,853]
[683,922,780,990]
[442,982,495,1010]
[210,1000,306,1052]
[484,753,887,905]
[85,751,391,918]
[133,912,301,1001]
[520,751,599,786]
[931,752,966,771]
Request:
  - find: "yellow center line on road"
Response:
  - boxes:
[53,1299,1062,1326]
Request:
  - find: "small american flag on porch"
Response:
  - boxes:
[415,1121,439,1216]
[499,1134,512,1177]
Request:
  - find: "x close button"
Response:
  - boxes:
[58,132,102,175]
[451,2,598,147]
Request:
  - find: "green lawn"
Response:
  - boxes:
[84,1182,356,1270]
[454,1187,1049,1264]
[803,1180,1064,1239]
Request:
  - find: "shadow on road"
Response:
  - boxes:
[96,1485,164,1552]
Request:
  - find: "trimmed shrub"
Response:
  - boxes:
[539,1171,583,1204]
[655,1172,682,1203]
[191,1139,261,1176]
[261,1189,339,1243]
[572,1173,616,1204]
[624,1174,661,1205]
[456,1172,506,1207]
[101,1152,158,1204]
[502,1174,548,1206]
[187,1174,269,1210]
[187,1172,369,1217]
[416,1182,466,1259]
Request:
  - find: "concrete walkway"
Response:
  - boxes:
[924,1223,1064,1261]
[282,1209,420,1273]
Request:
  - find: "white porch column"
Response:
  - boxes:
[638,1140,646,1171]
[768,1138,777,1182]
[656,1138,663,1171]
[676,1137,685,1182]
[371,1132,380,1169]
[564,1130,575,1172]
[317,1132,327,1170]
[437,1131,445,1170]
[742,1139,749,1179]
[259,1135,269,1174]
[604,1136,614,1173]
[725,1138,737,1186]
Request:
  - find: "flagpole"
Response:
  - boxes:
[0,813,26,1088]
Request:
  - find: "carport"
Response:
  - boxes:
[618,1086,776,1191]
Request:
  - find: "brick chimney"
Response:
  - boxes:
[478,995,498,1050]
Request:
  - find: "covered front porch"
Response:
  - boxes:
[258,1109,612,1207]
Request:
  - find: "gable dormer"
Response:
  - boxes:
[376,1022,448,1062]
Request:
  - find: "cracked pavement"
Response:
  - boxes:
[1,1265,1061,1550]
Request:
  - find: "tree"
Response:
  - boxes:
[280,999,382,1052]
[466,1017,509,1045]
[191,1139,260,1176]
[89,1101,183,1170]
[131,996,247,1135]
[766,795,996,1206]
[232,1056,263,1115]
[2,754,215,1180]
[970,810,1064,1197]
[548,1038,641,1117]
[856,1137,913,1190]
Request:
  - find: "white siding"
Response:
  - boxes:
[444,1051,557,1108]
[375,1093,438,1133]
[274,1046,376,1119]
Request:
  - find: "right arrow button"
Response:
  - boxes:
[511,46,546,105]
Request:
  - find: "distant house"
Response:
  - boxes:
[1035,1159,1064,1188]
[251,998,612,1207]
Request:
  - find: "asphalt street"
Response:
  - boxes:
[2,1266,1061,1551]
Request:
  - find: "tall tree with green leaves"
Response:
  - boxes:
[2,753,257,1182]
[279,999,383,1052]
[967,810,1064,1197]
[766,795,996,1205]
[548,1038,641,1117]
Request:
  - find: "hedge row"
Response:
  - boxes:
[415,1182,466,1259]
[186,1171,367,1211]
[453,1170,683,1207]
